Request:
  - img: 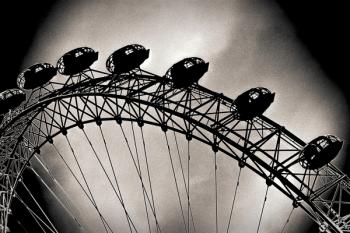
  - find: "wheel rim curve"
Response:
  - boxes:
[0,70,347,232]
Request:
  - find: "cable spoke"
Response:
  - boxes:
[214,151,218,233]
[119,125,162,232]
[187,140,190,233]
[31,155,89,232]
[280,208,294,233]
[226,168,242,233]
[98,126,134,233]
[256,186,270,233]
[82,128,138,233]
[51,143,101,213]
[130,121,152,233]
[140,126,159,233]
[164,132,188,233]
[20,179,59,233]
[64,136,113,233]
[173,129,197,233]
[15,193,57,233]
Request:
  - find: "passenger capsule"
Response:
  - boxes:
[57,47,98,75]
[232,87,275,120]
[165,57,209,88]
[299,135,343,170]
[0,89,26,114]
[17,63,57,89]
[106,44,149,74]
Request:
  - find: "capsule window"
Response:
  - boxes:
[318,138,329,148]
[193,58,204,64]
[75,51,83,57]
[35,66,43,73]
[249,91,259,100]
[184,61,194,68]
[133,45,143,50]
[125,48,134,55]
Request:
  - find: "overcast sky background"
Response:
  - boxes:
[7,0,349,232]
[23,0,349,163]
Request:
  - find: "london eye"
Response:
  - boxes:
[0,44,349,233]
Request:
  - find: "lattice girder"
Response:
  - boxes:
[0,70,349,232]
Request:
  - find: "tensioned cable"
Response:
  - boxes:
[187,141,191,233]
[226,167,242,233]
[32,155,89,232]
[172,129,197,233]
[64,136,113,233]
[164,132,188,233]
[119,125,162,232]
[15,193,56,233]
[81,128,138,233]
[130,121,152,233]
[280,208,294,233]
[214,151,218,233]
[51,143,111,231]
[119,124,160,225]
[164,93,194,232]
[256,186,270,233]
[140,126,159,233]
[98,126,134,233]
[20,180,59,233]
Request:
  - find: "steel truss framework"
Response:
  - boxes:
[0,68,349,232]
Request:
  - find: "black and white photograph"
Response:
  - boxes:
[1,1,349,232]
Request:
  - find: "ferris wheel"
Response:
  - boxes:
[0,44,349,233]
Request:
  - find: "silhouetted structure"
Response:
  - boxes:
[0,44,348,233]
[300,135,343,169]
